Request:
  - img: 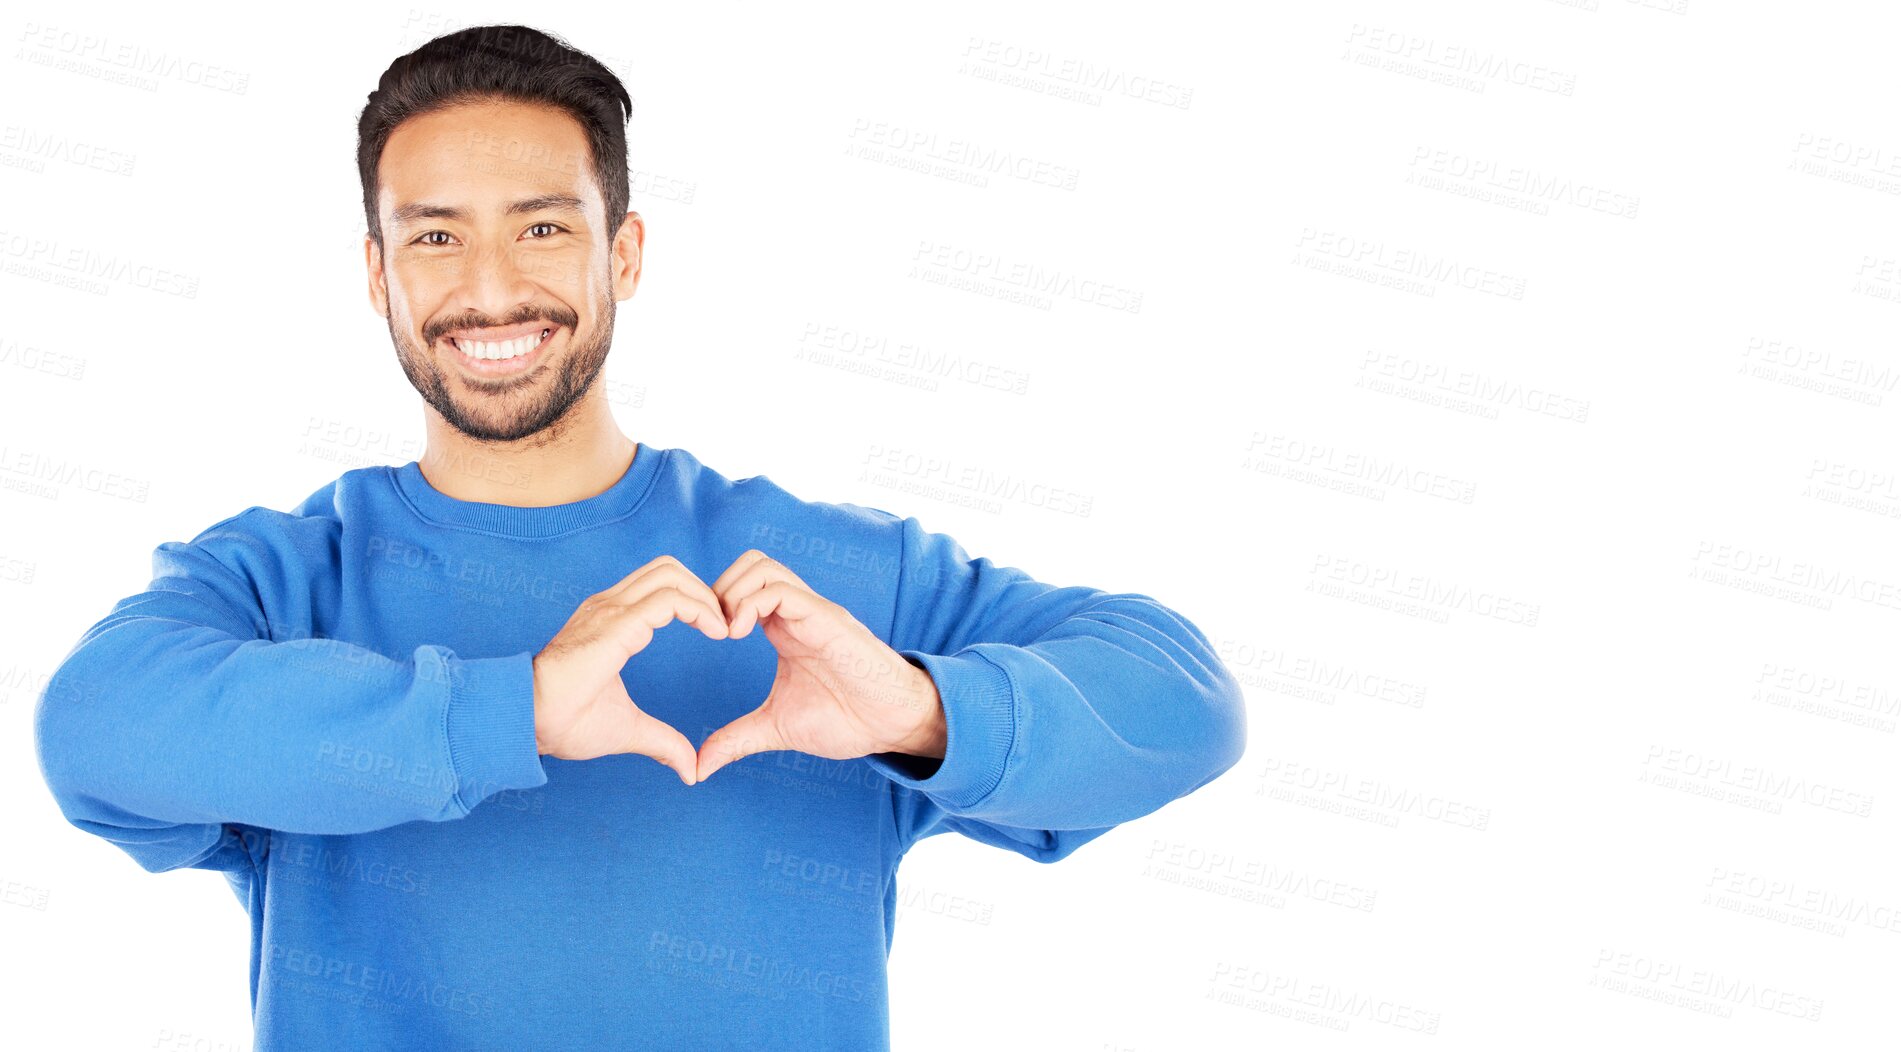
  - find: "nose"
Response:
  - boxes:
[454,236,543,325]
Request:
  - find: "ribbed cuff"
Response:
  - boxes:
[445,651,547,814]
[862,649,1017,811]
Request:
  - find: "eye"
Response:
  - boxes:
[413,230,455,246]
[525,222,566,239]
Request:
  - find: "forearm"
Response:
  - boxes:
[36,616,547,837]
[869,595,1248,830]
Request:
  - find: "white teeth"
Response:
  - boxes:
[452,329,549,361]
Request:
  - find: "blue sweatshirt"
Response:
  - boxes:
[33,441,1247,1050]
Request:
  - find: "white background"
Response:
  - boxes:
[5,1,1900,1048]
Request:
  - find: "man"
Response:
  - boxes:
[33,23,1247,1051]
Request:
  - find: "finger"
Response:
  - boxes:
[625,704,700,786]
[708,548,770,596]
[697,706,784,782]
[599,556,728,637]
[727,580,835,639]
[623,558,728,623]
[712,551,814,625]
[613,587,731,655]
[597,553,692,600]
[574,588,727,677]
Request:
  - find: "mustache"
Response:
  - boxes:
[425,306,579,343]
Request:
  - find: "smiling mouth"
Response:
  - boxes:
[442,327,559,377]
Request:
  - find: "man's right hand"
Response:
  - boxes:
[531,555,728,782]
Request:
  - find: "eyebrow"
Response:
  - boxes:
[390,193,586,229]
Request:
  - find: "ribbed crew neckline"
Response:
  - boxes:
[389,442,669,538]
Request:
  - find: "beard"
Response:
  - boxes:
[387,289,614,445]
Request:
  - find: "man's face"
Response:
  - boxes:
[365,99,639,443]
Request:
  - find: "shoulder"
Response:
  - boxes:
[158,467,368,592]
[662,445,910,612]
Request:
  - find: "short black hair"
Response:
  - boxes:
[356,24,633,249]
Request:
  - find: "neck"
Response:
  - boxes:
[416,391,636,507]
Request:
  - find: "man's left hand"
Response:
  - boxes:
[695,550,946,782]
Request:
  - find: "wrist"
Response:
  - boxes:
[530,655,549,756]
[888,658,946,758]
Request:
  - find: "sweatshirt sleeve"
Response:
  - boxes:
[860,512,1247,864]
[31,509,549,875]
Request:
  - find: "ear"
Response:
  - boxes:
[364,232,389,318]
[612,211,644,302]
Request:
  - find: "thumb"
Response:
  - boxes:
[697,706,784,782]
[623,705,700,786]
